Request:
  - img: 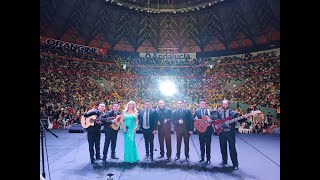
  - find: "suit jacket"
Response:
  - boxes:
[172,108,194,132]
[193,108,216,133]
[156,107,173,130]
[138,108,159,131]
[83,109,105,133]
[101,110,122,133]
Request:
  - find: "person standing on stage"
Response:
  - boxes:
[83,103,105,165]
[156,99,173,161]
[120,100,139,163]
[216,99,249,170]
[102,102,121,164]
[194,99,215,165]
[172,99,193,162]
[138,100,159,161]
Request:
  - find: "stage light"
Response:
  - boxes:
[159,80,177,96]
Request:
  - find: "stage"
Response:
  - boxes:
[40,129,280,180]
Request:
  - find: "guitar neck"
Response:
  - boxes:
[91,117,113,122]
[225,115,245,125]
[223,111,259,125]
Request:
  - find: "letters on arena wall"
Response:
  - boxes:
[140,53,196,60]
[40,36,107,55]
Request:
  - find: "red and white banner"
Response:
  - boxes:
[40,36,107,55]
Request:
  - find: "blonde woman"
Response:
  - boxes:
[120,100,139,163]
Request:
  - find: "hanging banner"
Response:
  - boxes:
[140,52,196,60]
[40,36,107,55]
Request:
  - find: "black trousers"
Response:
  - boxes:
[158,126,172,157]
[103,129,118,158]
[219,131,238,166]
[198,129,212,160]
[87,131,101,161]
[142,128,154,156]
[176,129,190,158]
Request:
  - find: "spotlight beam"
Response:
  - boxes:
[159,80,177,97]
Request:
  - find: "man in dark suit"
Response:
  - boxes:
[83,103,105,165]
[138,100,159,161]
[216,99,249,170]
[194,99,215,165]
[102,102,121,164]
[172,100,193,162]
[156,99,173,161]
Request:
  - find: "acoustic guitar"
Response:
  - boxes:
[80,115,112,129]
[108,115,121,130]
[194,116,212,133]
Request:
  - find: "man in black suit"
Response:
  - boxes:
[216,99,249,170]
[83,103,105,165]
[172,100,193,162]
[138,100,159,161]
[194,99,215,165]
[102,102,121,164]
[156,99,173,161]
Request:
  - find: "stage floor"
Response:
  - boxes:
[40,129,280,180]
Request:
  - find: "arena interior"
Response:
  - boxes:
[40,0,280,179]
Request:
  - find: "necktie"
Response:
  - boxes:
[224,110,228,119]
[146,110,149,127]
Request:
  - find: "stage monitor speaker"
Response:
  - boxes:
[68,123,86,133]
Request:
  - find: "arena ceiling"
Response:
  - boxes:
[40,0,280,53]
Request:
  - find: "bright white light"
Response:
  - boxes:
[159,80,177,96]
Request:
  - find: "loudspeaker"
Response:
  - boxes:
[68,124,86,133]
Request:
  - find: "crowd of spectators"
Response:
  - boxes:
[40,46,280,132]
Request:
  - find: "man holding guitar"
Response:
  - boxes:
[102,102,121,164]
[215,99,250,170]
[83,103,106,165]
[194,99,215,165]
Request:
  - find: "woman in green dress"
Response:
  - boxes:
[120,100,139,163]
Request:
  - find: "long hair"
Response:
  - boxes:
[123,100,138,114]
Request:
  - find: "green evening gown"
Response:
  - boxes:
[123,113,139,163]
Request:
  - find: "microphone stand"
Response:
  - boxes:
[40,120,58,179]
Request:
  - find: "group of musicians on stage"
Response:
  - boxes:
[83,99,250,170]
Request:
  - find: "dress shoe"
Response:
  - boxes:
[219,161,227,166]
[167,157,171,162]
[198,158,204,162]
[206,161,211,165]
[96,157,103,160]
[158,155,164,158]
[233,166,239,170]
[102,160,107,165]
[174,156,180,161]
[144,154,149,159]
[111,155,119,160]
[186,158,190,162]
[91,160,98,165]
